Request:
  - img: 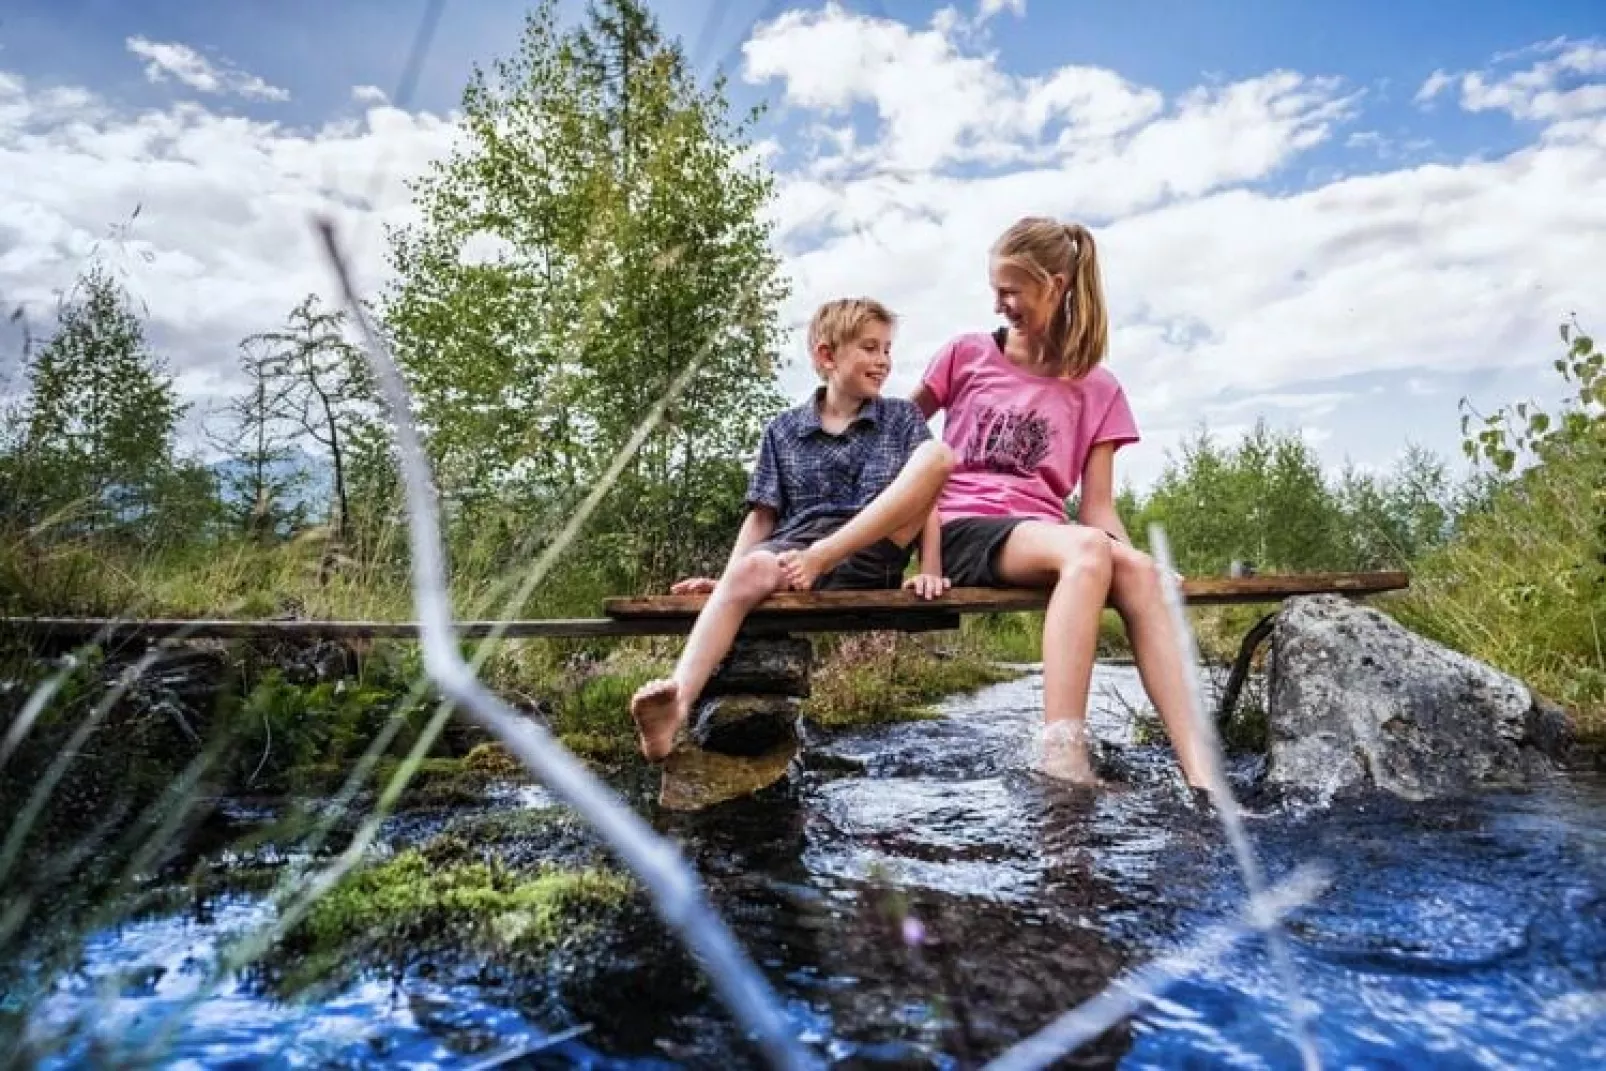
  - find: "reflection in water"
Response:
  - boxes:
[11,663,1606,1068]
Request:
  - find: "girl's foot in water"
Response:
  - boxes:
[1035,719,1101,785]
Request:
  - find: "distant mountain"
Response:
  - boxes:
[208,448,334,517]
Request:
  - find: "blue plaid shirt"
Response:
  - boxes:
[746,389,932,543]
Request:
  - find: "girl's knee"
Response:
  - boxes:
[1055,527,1113,584]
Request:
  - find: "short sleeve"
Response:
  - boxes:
[745,424,784,511]
[1093,383,1141,450]
[900,401,932,455]
[920,337,963,409]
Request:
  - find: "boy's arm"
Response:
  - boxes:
[669,507,777,595]
[917,508,943,576]
[726,506,777,568]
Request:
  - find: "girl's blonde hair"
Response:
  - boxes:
[990,217,1108,379]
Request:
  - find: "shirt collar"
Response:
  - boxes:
[795,387,883,437]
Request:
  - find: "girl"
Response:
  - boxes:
[912,216,1209,787]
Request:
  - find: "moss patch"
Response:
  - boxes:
[274,845,635,993]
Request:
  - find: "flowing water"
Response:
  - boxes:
[13,663,1606,1068]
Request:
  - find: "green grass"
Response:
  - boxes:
[802,631,1021,731]
[1388,448,1606,742]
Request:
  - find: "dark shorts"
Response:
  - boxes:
[755,516,913,590]
[942,516,1123,587]
[940,516,1031,588]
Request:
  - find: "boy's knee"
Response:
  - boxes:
[728,550,782,598]
[923,440,956,474]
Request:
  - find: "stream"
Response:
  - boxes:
[13,663,1606,1068]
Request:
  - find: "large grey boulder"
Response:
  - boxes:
[1265,594,1574,801]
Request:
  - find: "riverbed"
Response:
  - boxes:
[14,663,1606,1068]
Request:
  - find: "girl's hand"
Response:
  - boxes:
[903,573,952,601]
[669,576,718,595]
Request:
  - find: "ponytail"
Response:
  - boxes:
[991,217,1109,379]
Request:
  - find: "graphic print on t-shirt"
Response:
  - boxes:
[963,405,1056,476]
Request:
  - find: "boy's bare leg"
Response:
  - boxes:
[780,441,955,590]
[994,522,1113,784]
[629,550,786,761]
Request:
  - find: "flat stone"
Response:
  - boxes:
[657,737,798,812]
[688,695,802,756]
[703,637,812,698]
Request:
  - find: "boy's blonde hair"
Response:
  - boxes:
[991,216,1108,379]
[807,298,896,375]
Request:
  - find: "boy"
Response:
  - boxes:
[629,298,955,762]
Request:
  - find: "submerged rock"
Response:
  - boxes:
[1265,594,1576,801]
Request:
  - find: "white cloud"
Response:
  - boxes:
[352,85,389,105]
[742,11,1606,487]
[1416,37,1606,120]
[125,36,289,102]
[7,15,1605,494]
[0,69,457,443]
[978,0,1027,21]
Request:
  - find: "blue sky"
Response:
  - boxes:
[2,0,1604,489]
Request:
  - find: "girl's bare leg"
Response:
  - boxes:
[993,522,1114,783]
[1107,541,1212,787]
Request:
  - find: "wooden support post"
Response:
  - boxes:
[658,636,813,812]
[1216,611,1279,726]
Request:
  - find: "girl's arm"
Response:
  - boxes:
[1075,442,1131,543]
[910,383,942,420]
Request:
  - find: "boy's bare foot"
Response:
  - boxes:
[1035,720,1101,785]
[778,545,832,591]
[629,679,686,762]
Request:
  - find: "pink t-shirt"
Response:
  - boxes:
[921,330,1140,522]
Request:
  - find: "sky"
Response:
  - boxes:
[1,0,1604,491]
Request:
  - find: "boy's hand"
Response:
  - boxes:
[669,577,718,595]
[903,572,951,601]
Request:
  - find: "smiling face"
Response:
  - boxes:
[815,318,893,402]
[990,256,1066,345]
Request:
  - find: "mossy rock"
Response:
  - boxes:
[266,831,698,1041]
[462,742,526,779]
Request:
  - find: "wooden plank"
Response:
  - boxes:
[604,571,1410,619]
[0,610,963,644]
[0,572,1406,646]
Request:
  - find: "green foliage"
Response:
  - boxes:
[1131,420,1456,574]
[1399,321,1606,731]
[382,0,789,592]
[4,267,190,540]
[244,294,378,537]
